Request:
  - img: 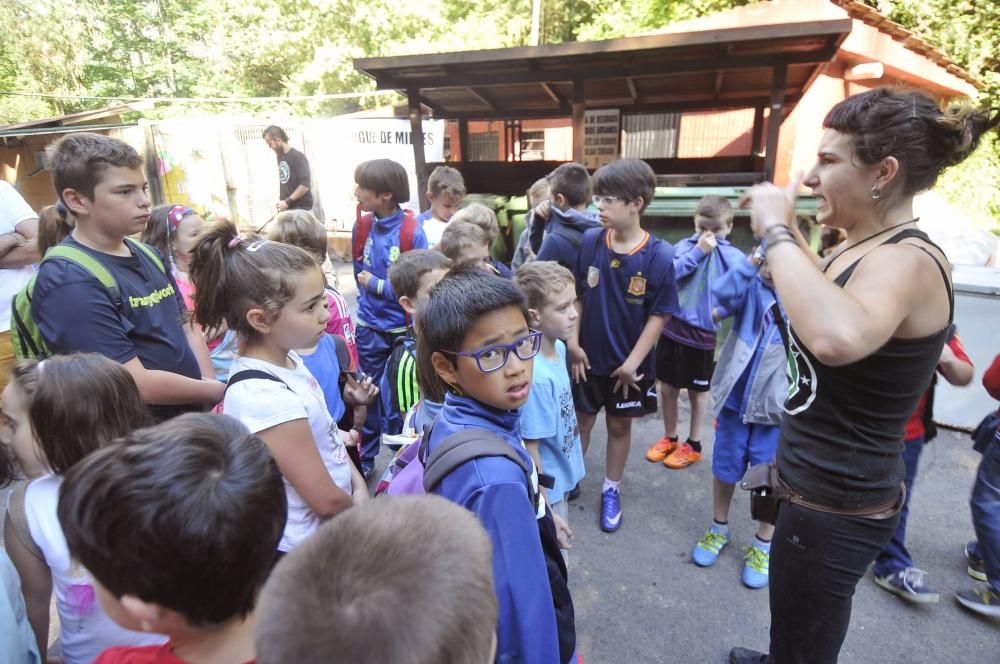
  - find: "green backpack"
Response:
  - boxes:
[11,238,166,360]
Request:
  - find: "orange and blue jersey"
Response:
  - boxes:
[574,227,679,377]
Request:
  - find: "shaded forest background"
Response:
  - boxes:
[1,0,996,229]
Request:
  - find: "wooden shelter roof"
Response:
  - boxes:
[355,19,852,120]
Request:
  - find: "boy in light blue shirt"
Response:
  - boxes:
[515,261,584,557]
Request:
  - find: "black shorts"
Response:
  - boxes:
[656,337,715,392]
[571,371,657,418]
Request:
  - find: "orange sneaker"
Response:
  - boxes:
[664,442,702,468]
[646,436,679,462]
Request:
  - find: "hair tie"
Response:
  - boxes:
[227,235,241,249]
[246,240,270,252]
[55,201,68,220]
[167,205,195,229]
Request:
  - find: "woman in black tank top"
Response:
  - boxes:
[728,90,999,664]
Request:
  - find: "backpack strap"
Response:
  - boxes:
[6,481,45,563]
[399,209,418,253]
[422,430,538,510]
[124,237,167,274]
[353,204,373,263]
[225,369,289,392]
[41,245,122,310]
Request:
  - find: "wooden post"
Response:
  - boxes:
[458,119,470,162]
[763,64,787,182]
[751,105,765,156]
[408,88,429,212]
[572,79,585,164]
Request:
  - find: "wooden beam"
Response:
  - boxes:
[626,77,639,102]
[407,88,429,212]
[458,119,470,162]
[374,47,839,91]
[751,105,765,156]
[572,80,585,163]
[466,87,496,111]
[763,64,787,182]
[540,82,564,106]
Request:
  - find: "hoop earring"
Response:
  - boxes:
[870,185,881,201]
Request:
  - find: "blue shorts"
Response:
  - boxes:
[712,408,781,484]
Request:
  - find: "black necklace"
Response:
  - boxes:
[830,217,920,260]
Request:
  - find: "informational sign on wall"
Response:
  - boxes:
[583,109,620,169]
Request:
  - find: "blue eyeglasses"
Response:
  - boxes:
[441,330,542,373]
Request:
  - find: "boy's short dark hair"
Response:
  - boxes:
[694,194,734,227]
[416,265,529,369]
[592,158,656,213]
[388,249,452,300]
[354,159,410,205]
[438,221,488,262]
[47,133,143,205]
[57,413,287,627]
[262,125,288,142]
[255,495,497,664]
[427,166,466,198]
[513,260,575,311]
[269,209,329,264]
[451,204,499,245]
[546,162,591,208]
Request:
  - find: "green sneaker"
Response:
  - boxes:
[742,544,770,589]
[692,525,730,567]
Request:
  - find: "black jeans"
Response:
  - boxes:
[768,501,899,664]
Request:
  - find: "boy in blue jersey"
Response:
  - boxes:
[415,165,465,247]
[353,158,429,475]
[32,133,223,422]
[420,267,576,664]
[379,249,451,441]
[515,261,585,561]
[649,195,745,469]
[568,158,679,533]
[535,162,599,271]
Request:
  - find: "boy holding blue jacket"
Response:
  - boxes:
[648,195,745,469]
[419,267,576,664]
[353,159,429,475]
[691,247,788,589]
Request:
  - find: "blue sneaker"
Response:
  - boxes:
[692,525,730,566]
[742,544,770,588]
[600,487,622,532]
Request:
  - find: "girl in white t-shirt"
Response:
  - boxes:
[0,354,165,663]
[190,220,366,554]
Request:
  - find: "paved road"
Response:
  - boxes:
[556,398,997,664]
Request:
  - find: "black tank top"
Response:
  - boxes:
[776,229,954,508]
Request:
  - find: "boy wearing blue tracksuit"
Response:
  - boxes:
[690,247,789,589]
[353,159,429,475]
[648,195,745,469]
[419,267,575,664]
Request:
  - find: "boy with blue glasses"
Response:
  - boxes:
[418,266,576,664]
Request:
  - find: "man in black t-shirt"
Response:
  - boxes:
[263,125,314,212]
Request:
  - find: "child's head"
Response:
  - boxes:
[255,495,497,664]
[354,159,410,215]
[450,203,499,246]
[546,162,591,210]
[47,133,148,237]
[527,177,551,208]
[58,413,287,634]
[0,354,150,481]
[591,158,656,230]
[142,205,205,272]
[426,166,466,223]
[388,249,452,317]
[418,266,536,410]
[267,209,329,265]
[513,261,578,343]
[189,219,329,350]
[37,204,74,255]
[438,221,491,271]
[693,195,734,239]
